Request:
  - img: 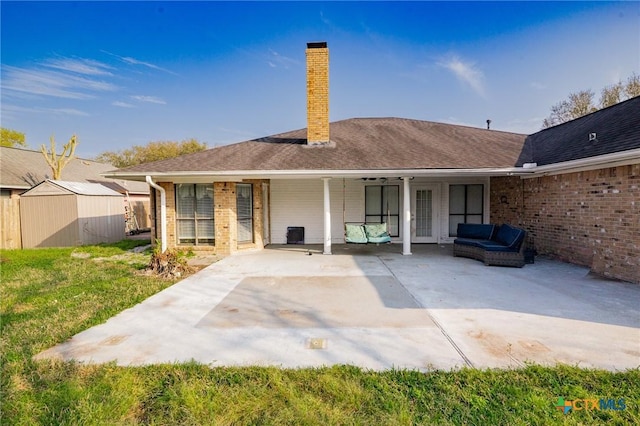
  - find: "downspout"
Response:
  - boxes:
[146,176,167,253]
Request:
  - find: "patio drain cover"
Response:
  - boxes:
[306,338,327,349]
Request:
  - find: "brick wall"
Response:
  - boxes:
[306,44,329,144]
[491,164,640,284]
[214,182,237,255]
[151,180,268,256]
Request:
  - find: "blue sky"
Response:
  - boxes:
[1,1,639,158]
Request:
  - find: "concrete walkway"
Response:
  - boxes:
[36,244,640,371]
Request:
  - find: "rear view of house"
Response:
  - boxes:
[105,42,640,284]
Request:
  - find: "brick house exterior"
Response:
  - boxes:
[491,164,639,283]
[150,180,268,255]
[106,42,640,284]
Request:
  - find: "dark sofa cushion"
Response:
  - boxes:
[454,238,518,252]
[479,242,520,252]
[494,224,525,250]
[456,223,495,240]
[454,238,494,248]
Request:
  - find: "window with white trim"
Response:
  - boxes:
[365,185,400,237]
[236,183,253,243]
[175,184,214,245]
[449,184,484,236]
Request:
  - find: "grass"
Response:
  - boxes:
[1,242,638,425]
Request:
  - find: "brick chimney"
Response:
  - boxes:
[306,42,330,145]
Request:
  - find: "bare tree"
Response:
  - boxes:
[543,90,596,128]
[41,135,77,180]
[600,82,623,108]
[624,73,640,99]
[543,73,640,128]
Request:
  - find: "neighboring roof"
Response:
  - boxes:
[110,118,527,177]
[517,96,640,166]
[21,180,123,197]
[0,146,149,193]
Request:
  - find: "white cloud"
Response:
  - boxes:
[112,101,135,108]
[1,65,117,99]
[267,49,299,69]
[437,55,486,97]
[131,95,166,105]
[530,81,546,90]
[101,50,177,75]
[43,57,114,76]
[0,103,88,116]
[50,108,90,116]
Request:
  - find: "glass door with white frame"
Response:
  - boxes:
[411,185,439,243]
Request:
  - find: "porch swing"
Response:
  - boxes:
[344,178,392,244]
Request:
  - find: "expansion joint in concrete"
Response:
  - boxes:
[377,256,474,368]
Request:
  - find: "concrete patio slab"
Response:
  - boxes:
[35,244,640,371]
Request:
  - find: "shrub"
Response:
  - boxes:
[147,245,193,278]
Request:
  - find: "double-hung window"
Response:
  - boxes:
[236,183,253,243]
[365,185,400,237]
[176,184,214,245]
[449,184,484,236]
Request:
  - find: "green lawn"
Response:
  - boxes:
[1,242,638,425]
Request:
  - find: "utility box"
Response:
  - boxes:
[286,226,304,244]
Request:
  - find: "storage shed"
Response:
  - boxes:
[20,180,125,248]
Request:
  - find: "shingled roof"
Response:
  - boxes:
[0,146,149,193]
[517,96,640,166]
[113,118,527,176]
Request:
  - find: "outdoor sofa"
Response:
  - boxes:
[453,223,527,267]
[345,222,392,244]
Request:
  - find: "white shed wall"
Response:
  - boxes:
[77,196,125,245]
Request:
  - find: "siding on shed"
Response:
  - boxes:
[20,183,69,196]
[19,180,126,248]
[77,196,125,245]
[20,194,79,248]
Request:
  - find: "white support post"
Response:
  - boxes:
[402,177,412,255]
[323,178,332,254]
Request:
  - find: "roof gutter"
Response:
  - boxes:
[106,167,535,181]
[517,148,640,178]
[146,176,167,253]
[104,149,639,182]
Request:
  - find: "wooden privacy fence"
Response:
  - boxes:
[1,196,21,249]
